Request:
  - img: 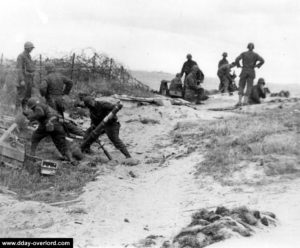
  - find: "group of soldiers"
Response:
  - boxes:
[167,42,267,105]
[16,42,131,165]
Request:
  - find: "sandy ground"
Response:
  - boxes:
[0,93,299,248]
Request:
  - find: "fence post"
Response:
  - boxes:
[39,54,42,85]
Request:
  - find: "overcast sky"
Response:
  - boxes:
[0,0,299,84]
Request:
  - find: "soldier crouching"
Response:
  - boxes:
[23,97,75,164]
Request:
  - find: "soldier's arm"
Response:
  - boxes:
[235,54,242,68]
[255,54,265,68]
[26,106,45,122]
[40,79,48,97]
[16,54,25,82]
[62,76,73,95]
[97,101,115,111]
[180,62,186,77]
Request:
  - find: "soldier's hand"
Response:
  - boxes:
[20,80,26,86]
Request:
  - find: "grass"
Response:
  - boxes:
[172,102,300,182]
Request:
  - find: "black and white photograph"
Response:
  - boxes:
[0,0,299,247]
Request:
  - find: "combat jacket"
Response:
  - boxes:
[40,72,73,97]
[218,58,228,69]
[180,60,197,78]
[185,73,198,91]
[249,85,266,104]
[26,103,58,125]
[217,64,232,79]
[169,77,183,91]
[235,51,264,72]
[88,101,118,127]
[16,51,35,82]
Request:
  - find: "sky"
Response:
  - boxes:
[0,0,299,84]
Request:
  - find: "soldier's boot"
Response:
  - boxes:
[121,147,131,158]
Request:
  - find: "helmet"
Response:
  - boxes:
[257,78,265,85]
[222,52,228,57]
[247,42,255,50]
[83,96,95,107]
[44,62,55,72]
[186,54,192,59]
[24,41,35,49]
[27,97,40,109]
[176,73,181,77]
[191,65,199,71]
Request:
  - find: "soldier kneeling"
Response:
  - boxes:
[23,97,75,164]
[248,78,267,104]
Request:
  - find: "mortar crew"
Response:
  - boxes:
[248,78,266,104]
[217,62,236,93]
[16,41,36,112]
[184,65,204,104]
[23,97,74,163]
[169,73,183,92]
[218,52,229,69]
[79,96,131,158]
[235,42,265,106]
[40,62,73,117]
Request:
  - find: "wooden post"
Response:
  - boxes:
[109,58,113,80]
[39,54,42,85]
[92,53,96,78]
[71,53,75,80]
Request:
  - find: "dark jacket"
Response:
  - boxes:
[249,85,266,104]
[217,64,233,80]
[235,51,264,72]
[26,103,58,125]
[40,72,73,97]
[181,60,197,78]
[88,101,118,127]
[218,58,228,69]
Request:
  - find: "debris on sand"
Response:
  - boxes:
[172,206,277,248]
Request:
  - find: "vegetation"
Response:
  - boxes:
[173,103,300,182]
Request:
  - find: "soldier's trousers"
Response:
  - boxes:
[84,121,131,158]
[239,70,255,96]
[16,76,33,110]
[30,122,71,159]
[220,76,230,93]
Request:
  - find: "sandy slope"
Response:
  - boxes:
[0,94,299,248]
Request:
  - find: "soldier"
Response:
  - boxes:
[248,78,266,104]
[16,41,36,112]
[78,96,131,158]
[169,73,183,98]
[184,65,204,104]
[235,43,265,106]
[23,97,74,163]
[180,54,198,80]
[40,62,73,117]
[218,52,229,69]
[217,62,236,94]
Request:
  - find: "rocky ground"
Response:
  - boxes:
[0,93,299,248]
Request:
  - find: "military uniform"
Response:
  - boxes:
[83,100,131,158]
[249,84,266,104]
[40,72,73,116]
[180,60,198,79]
[235,51,264,96]
[16,51,35,109]
[24,102,71,160]
[217,64,234,93]
[218,58,228,69]
[184,72,203,103]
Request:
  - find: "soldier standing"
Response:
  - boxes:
[16,41,36,112]
[235,43,264,106]
[23,97,74,163]
[79,96,131,158]
[40,62,73,117]
[218,52,229,69]
[180,54,198,80]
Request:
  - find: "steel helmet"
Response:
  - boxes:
[186,54,192,59]
[27,97,40,109]
[44,62,55,72]
[247,42,255,50]
[257,78,265,85]
[222,52,228,57]
[24,41,35,49]
[83,96,95,107]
